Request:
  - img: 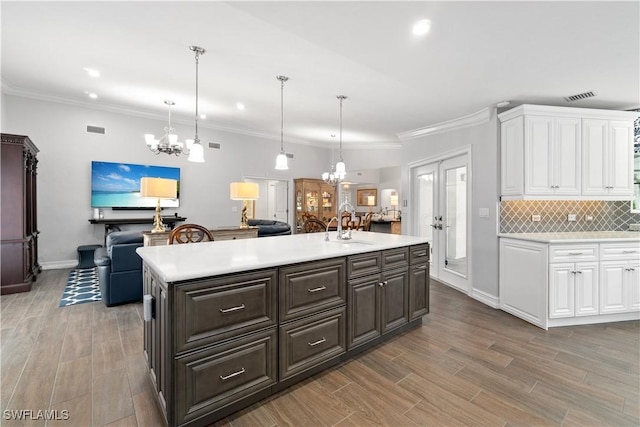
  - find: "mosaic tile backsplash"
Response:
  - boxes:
[500,200,640,233]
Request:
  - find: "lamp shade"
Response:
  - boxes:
[390,194,399,206]
[275,152,288,170]
[140,177,177,199]
[230,182,259,200]
[367,195,376,206]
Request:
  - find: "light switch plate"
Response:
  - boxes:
[479,208,489,218]
[531,214,541,222]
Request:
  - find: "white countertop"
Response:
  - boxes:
[137,231,428,283]
[499,231,640,243]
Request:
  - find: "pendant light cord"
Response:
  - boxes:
[280,77,284,152]
[194,50,200,142]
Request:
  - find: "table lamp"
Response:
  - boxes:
[140,177,178,233]
[230,182,259,228]
[367,195,376,213]
[390,193,399,219]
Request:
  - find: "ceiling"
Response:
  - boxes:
[2,1,638,149]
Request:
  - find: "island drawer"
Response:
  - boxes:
[600,243,640,260]
[173,327,277,426]
[410,244,429,265]
[279,306,346,381]
[347,252,382,279]
[174,269,277,354]
[279,258,346,322]
[549,244,598,263]
[382,247,409,270]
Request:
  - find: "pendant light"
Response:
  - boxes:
[275,75,289,170]
[322,134,340,185]
[186,45,205,163]
[335,95,347,179]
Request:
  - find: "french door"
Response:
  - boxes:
[412,152,470,293]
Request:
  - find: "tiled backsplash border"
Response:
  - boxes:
[499,200,640,233]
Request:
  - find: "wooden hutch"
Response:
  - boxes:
[294,178,337,230]
[1,134,40,294]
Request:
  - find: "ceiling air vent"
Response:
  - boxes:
[86,125,105,135]
[208,142,221,149]
[564,91,596,102]
[286,153,294,159]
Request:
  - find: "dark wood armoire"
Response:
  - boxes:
[1,134,40,294]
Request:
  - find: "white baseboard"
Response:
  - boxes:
[471,288,500,308]
[40,260,77,270]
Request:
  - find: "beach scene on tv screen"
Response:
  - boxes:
[91,161,180,208]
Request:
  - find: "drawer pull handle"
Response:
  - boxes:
[568,252,583,255]
[307,286,327,293]
[415,265,427,270]
[414,251,427,257]
[220,304,245,314]
[623,250,637,254]
[626,268,636,272]
[308,337,326,347]
[220,368,245,381]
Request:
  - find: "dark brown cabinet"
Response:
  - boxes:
[408,245,430,321]
[347,248,412,350]
[1,134,40,294]
[143,243,428,426]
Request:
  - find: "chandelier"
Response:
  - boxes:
[322,95,347,184]
[144,100,186,156]
[322,134,340,185]
[144,46,206,162]
[275,75,289,170]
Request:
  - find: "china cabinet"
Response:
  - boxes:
[294,178,337,229]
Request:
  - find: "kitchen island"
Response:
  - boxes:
[499,231,639,329]
[137,231,429,427]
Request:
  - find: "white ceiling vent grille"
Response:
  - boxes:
[286,153,294,159]
[564,91,597,102]
[86,125,105,135]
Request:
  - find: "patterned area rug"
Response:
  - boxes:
[59,268,101,307]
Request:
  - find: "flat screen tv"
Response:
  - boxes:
[91,161,180,209]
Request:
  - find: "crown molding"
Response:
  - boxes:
[397,107,492,141]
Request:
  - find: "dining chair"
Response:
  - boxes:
[168,224,214,244]
[301,218,327,233]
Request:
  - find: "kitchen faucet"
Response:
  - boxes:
[337,199,356,240]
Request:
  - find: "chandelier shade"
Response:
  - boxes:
[145,101,187,156]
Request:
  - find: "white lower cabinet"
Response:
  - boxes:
[500,238,639,329]
[549,262,598,318]
[600,259,639,314]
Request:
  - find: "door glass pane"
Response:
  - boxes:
[444,166,467,277]
[417,172,434,240]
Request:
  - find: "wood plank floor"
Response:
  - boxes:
[1,269,638,426]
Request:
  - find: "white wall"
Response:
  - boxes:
[400,109,500,300]
[2,95,330,267]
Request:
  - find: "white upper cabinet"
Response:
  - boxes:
[499,105,637,200]
[582,119,634,197]
[524,116,581,196]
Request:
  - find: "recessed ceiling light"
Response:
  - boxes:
[88,93,98,99]
[236,102,245,111]
[83,67,100,78]
[412,19,431,36]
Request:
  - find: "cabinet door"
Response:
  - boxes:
[629,260,640,311]
[408,263,429,321]
[553,118,581,195]
[500,116,524,196]
[380,268,408,334]
[582,119,608,196]
[607,121,633,196]
[574,262,599,317]
[549,263,574,318]
[347,274,381,350]
[524,116,554,195]
[600,261,627,313]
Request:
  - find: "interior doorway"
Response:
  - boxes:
[245,178,290,224]
[411,149,471,294]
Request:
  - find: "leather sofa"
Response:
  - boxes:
[247,219,292,237]
[94,230,144,307]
